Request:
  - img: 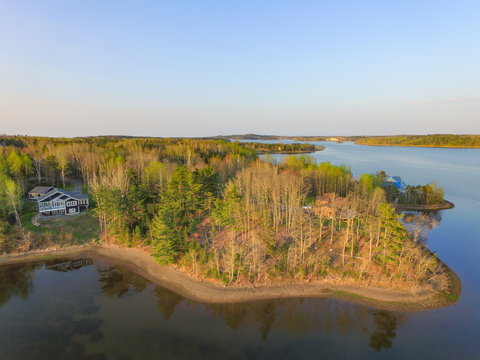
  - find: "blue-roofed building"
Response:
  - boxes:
[385,176,406,190]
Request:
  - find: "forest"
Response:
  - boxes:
[218,134,329,142]
[394,183,445,205]
[0,135,441,289]
[236,141,323,153]
[354,134,480,148]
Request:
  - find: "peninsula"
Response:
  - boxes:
[0,136,460,310]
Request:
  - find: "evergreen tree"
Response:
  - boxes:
[151,166,202,263]
[377,203,406,267]
[212,183,242,229]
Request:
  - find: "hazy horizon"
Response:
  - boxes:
[2,132,480,139]
[2,1,479,137]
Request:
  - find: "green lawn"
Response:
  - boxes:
[21,202,99,246]
[21,202,40,232]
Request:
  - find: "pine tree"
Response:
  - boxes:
[150,166,203,264]
[377,203,406,267]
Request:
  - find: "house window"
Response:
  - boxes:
[69,208,76,214]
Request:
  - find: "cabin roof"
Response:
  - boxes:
[29,186,54,194]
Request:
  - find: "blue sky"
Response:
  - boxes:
[1,0,479,137]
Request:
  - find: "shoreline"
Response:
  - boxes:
[256,150,317,155]
[396,200,455,212]
[355,142,480,149]
[0,244,461,312]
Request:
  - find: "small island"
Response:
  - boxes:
[0,136,460,311]
[235,141,324,154]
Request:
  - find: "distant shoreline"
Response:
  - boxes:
[255,150,319,154]
[0,244,461,312]
[354,143,480,149]
[230,137,480,149]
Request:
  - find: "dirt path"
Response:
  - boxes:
[0,244,459,312]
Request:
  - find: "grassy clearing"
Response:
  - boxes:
[20,202,99,246]
[38,213,99,244]
[21,202,40,232]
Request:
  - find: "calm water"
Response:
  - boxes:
[1,142,480,359]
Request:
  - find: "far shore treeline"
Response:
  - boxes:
[235,141,323,153]
[354,134,480,148]
[215,133,480,148]
[0,135,446,290]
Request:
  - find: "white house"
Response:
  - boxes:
[33,187,89,216]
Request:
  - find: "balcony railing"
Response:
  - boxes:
[39,204,65,212]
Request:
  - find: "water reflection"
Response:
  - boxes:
[154,286,183,320]
[1,259,407,357]
[45,258,93,272]
[369,310,403,351]
[94,261,406,350]
[206,301,276,340]
[97,265,148,298]
[200,298,403,349]
[0,262,39,306]
[402,211,442,242]
[0,259,100,307]
[0,260,106,360]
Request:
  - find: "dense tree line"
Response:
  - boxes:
[396,182,445,205]
[355,134,480,148]
[0,136,256,250]
[203,158,435,286]
[220,134,329,141]
[237,142,323,153]
[0,136,441,289]
[0,153,28,248]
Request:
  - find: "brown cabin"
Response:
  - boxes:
[314,193,349,218]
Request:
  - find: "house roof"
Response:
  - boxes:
[29,186,55,194]
[38,188,88,202]
[385,176,406,190]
